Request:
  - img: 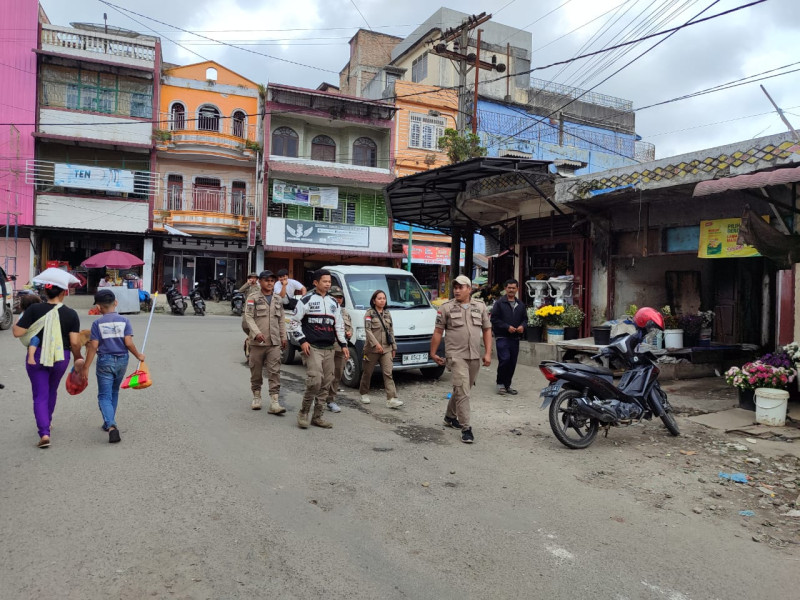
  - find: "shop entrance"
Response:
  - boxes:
[195,257,216,298]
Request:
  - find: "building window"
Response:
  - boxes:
[311,135,336,162]
[130,92,151,118]
[206,67,218,81]
[411,53,428,83]
[167,174,183,210]
[272,126,298,157]
[352,137,377,167]
[198,105,220,132]
[232,110,246,138]
[170,103,186,130]
[409,112,445,150]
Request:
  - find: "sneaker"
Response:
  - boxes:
[461,428,474,444]
[109,428,121,443]
[327,402,341,413]
[443,415,462,429]
[37,436,51,448]
[496,385,507,395]
[505,387,519,395]
[360,395,371,404]
[385,398,403,409]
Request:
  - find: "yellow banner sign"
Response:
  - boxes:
[698,218,761,258]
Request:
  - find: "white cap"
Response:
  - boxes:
[453,275,471,287]
[33,267,80,290]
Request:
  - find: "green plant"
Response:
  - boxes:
[244,139,263,154]
[660,305,678,329]
[535,305,565,327]
[153,129,172,142]
[561,304,585,328]
[625,304,638,317]
[527,306,542,327]
[437,128,487,164]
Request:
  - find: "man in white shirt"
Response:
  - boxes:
[275,269,306,305]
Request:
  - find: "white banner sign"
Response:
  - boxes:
[272,179,339,209]
[54,163,135,193]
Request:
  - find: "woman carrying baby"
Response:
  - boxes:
[13,268,83,448]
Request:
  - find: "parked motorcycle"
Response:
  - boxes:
[164,279,187,316]
[208,280,220,303]
[188,282,206,316]
[538,307,679,450]
[231,287,244,316]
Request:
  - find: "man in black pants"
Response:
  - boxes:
[490,279,526,395]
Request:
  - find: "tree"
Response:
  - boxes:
[437,128,487,164]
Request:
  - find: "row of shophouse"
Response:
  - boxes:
[3,3,797,346]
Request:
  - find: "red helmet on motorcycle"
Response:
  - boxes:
[633,307,664,332]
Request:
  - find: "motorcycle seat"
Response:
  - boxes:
[565,362,613,376]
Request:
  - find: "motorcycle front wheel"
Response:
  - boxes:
[549,388,599,449]
[651,384,680,436]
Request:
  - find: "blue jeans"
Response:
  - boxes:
[97,354,129,429]
[495,337,520,389]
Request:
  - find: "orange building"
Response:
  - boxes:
[392,80,458,177]
[153,61,261,296]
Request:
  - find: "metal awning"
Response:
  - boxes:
[384,157,553,232]
[694,165,800,197]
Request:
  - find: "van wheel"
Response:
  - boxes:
[420,365,445,380]
[281,343,296,365]
[0,308,12,330]
[342,350,361,388]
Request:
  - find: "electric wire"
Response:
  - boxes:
[349,0,372,30]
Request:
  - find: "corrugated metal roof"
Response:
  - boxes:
[693,165,800,197]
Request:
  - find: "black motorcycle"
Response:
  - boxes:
[164,279,187,316]
[188,282,206,316]
[539,308,679,450]
[230,287,244,316]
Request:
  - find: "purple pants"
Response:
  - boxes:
[25,347,70,437]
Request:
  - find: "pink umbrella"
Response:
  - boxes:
[82,250,144,270]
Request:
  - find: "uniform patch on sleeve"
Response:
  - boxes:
[365,315,372,321]
[246,299,255,305]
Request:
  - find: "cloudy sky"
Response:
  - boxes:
[40,0,800,160]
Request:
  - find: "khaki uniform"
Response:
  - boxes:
[359,307,398,399]
[327,308,353,403]
[435,299,491,429]
[243,289,286,395]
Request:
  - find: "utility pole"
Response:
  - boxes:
[430,12,506,134]
[761,85,800,143]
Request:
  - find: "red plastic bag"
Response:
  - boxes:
[65,359,88,395]
[121,361,152,390]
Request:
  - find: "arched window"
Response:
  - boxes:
[272,126,298,157]
[232,110,246,138]
[170,103,186,130]
[198,105,220,132]
[352,137,377,167]
[205,67,218,81]
[311,134,336,162]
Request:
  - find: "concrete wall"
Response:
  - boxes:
[339,30,403,96]
[38,108,153,146]
[36,194,149,232]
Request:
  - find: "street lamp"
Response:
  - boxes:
[427,109,458,128]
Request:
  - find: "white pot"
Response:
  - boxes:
[663,329,683,349]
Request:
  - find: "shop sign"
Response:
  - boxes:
[285,220,369,247]
[272,179,339,209]
[54,163,135,193]
[402,244,465,266]
[698,218,761,259]
[247,219,257,247]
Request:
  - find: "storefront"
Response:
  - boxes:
[156,237,251,297]
[401,243,465,300]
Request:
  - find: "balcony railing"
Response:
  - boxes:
[40,24,157,66]
[635,140,656,162]
[25,160,158,198]
[529,78,633,112]
[160,112,257,143]
[158,187,255,216]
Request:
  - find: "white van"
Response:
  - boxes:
[0,266,13,331]
[282,265,444,387]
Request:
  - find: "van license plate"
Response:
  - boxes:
[402,352,428,365]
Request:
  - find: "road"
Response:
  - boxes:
[1,313,797,599]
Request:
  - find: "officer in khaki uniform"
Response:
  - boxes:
[243,270,287,415]
[326,286,352,413]
[430,274,492,444]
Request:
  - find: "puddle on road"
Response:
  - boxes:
[394,424,448,445]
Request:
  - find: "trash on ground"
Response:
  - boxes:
[719,472,749,483]
[739,510,756,517]
[679,450,697,455]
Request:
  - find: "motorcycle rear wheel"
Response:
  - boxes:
[549,388,599,449]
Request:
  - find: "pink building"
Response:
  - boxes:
[0,0,39,283]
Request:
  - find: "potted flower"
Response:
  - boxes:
[535,304,565,343]
[678,313,703,347]
[725,354,796,411]
[526,306,543,343]
[561,304,584,340]
[660,305,682,348]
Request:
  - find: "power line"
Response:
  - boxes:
[349,0,372,30]
[496,0,574,46]
[99,1,340,75]
[532,0,634,53]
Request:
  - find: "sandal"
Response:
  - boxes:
[37,436,50,448]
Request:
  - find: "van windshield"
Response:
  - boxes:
[344,273,430,310]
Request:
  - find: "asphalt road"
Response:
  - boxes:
[0,313,796,599]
